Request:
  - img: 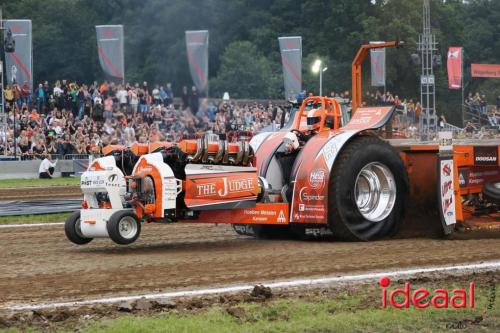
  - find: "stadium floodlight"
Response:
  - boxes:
[312,59,322,73]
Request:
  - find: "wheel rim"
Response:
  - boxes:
[74,218,85,238]
[118,216,138,239]
[354,162,396,222]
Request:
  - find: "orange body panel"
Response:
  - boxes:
[102,145,127,156]
[130,143,149,156]
[227,143,241,153]
[178,140,198,155]
[191,203,289,225]
[133,158,165,219]
[402,144,500,227]
[184,171,259,209]
[89,161,105,171]
[149,141,173,152]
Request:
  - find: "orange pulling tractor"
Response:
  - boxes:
[65,43,500,245]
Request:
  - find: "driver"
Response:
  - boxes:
[283,108,322,153]
[306,108,322,133]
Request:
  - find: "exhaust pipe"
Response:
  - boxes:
[187,137,204,162]
[233,142,244,165]
[241,141,251,166]
[214,139,225,164]
[201,136,210,163]
[222,141,230,164]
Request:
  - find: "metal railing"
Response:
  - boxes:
[63,154,92,160]
[441,122,463,134]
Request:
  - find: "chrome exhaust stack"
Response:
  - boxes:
[232,141,244,165]
[187,137,204,163]
[201,135,210,163]
[241,141,251,166]
[213,136,225,164]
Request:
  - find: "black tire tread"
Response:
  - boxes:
[107,210,141,245]
[64,211,92,245]
[328,135,407,241]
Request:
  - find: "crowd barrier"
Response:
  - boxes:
[0,158,88,179]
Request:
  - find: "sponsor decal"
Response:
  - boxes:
[380,277,474,309]
[459,171,467,187]
[196,177,255,197]
[473,146,498,166]
[309,169,327,190]
[241,207,287,223]
[108,174,118,183]
[277,210,286,223]
[440,160,456,226]
[321,141,338,167]
[299,187,325,202]
[458,167,500,188]
[442,164,451,176]
[81,179,104,186]
[137,166,153,174]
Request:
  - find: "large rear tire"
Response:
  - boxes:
[65,211,93,245]
[328,136,407,241]
[107,211,141,245]
[483,181,500,205]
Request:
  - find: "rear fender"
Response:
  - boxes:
[290,106,396,223]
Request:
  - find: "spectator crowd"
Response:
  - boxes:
[0,80,283,159]
[1,80,498,160]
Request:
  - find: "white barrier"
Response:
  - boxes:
[0,160,74,179]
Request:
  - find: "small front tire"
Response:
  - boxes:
[65,211,93,245]
[107,211,141,245]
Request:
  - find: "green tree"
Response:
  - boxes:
[210,41,281,99]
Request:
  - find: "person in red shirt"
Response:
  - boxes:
[21,81,32,105]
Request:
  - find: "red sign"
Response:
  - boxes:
[447,47,462,89]
[471,64,500,78]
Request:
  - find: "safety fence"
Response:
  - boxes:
[16,154,102,161]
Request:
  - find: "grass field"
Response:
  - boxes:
[3,279,498,332]
[0,177,80,188]
[0,212,70,224]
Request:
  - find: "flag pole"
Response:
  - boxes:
[461,48,464,127]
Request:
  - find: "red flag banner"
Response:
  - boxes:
[447,47,462,90]
[471,64,500,78]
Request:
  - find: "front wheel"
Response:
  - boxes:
[107,211,141,245]
[328,136,408,241]
[65,211,93,245]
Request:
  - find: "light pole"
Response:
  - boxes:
[312,59,328,96]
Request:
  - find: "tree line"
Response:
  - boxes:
[1,0,499,124]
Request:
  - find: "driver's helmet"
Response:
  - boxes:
[306,108,322,131]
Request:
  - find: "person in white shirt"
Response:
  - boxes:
[39,155,58,179]
[116,86,128,108]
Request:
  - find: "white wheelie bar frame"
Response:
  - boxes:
[79,156,131,238]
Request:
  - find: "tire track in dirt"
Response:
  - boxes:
[0,186,81,201]
[0,223,499,306]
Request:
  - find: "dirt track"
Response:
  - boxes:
[0,186,81,201]
[0,223,499,308]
